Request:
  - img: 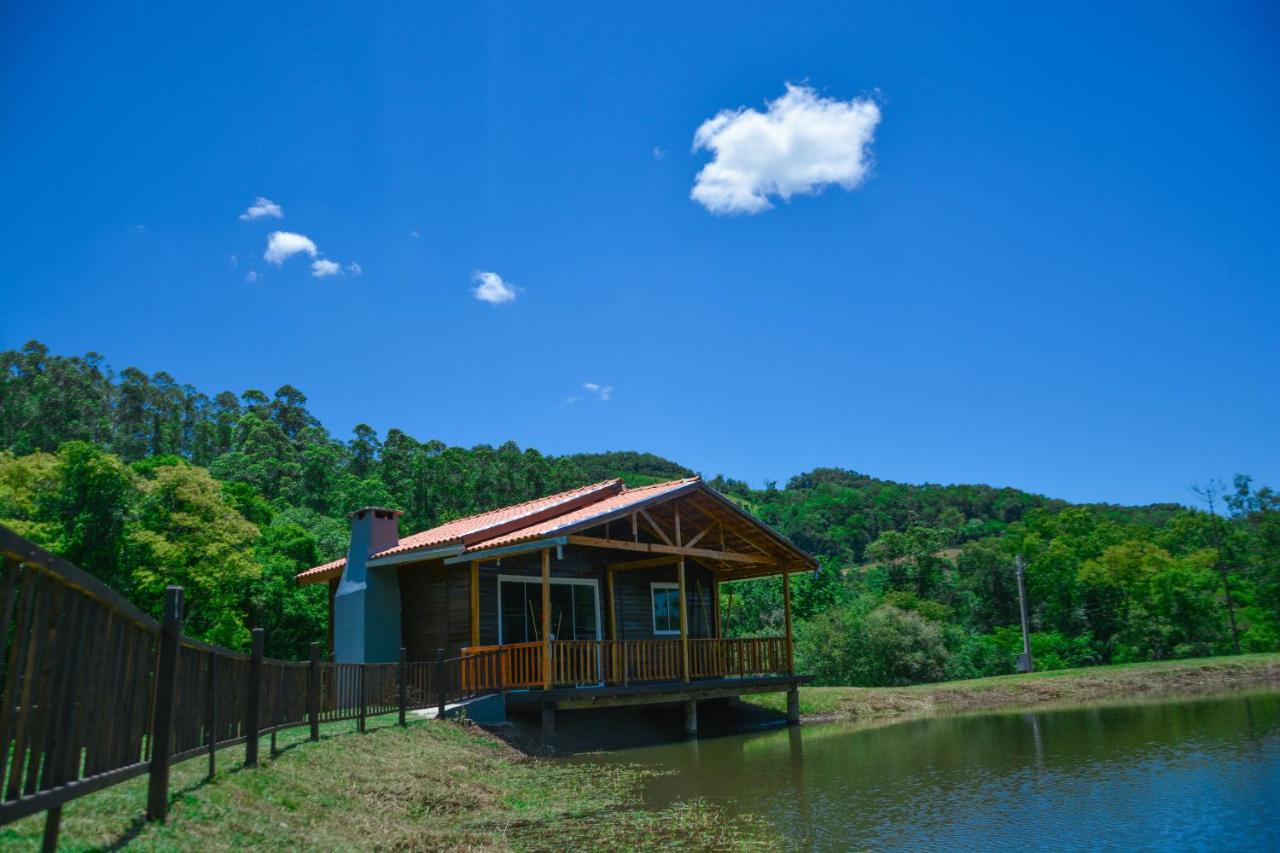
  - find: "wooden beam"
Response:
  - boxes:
[566,535,777,565]
[782,568,794,675]
[541,549,551,690]
[639,509,673,545]
[712,580,721,640]
[607,570,617,642]
[685,522,714,549]
[469,560,480,648]
[607,555,679,572]
[678,557,689,683]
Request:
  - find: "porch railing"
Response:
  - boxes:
[461,637,790,691]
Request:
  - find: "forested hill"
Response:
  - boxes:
[3,340,1277,682]
[0,341,1171,561]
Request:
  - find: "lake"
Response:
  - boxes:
[564,691,1280,851]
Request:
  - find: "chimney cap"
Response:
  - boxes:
[348,507,404,520]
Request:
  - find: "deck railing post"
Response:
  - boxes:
[398,647,408,726]
[308,642,320,741]
[146,586,183,821]
[435,647,446,719]
[358,664,367,733]
[244,627,264,767]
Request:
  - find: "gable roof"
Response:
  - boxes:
[296,475,814,584]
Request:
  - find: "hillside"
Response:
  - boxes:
[2,340,1277,683]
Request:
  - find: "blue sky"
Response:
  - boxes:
[2,2,1277,506]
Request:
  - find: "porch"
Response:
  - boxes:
[460,635,793,691]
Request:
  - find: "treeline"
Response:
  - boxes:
[2,341,1277,682]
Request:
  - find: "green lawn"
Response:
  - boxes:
[750,652,1280,720]
[2,716,768,852]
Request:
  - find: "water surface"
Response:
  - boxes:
[565,691,1280,851]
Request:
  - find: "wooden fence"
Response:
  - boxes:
[0,526,488,851]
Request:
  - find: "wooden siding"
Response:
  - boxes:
[397,541,717,657]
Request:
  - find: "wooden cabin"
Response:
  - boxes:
[296,477,815,734]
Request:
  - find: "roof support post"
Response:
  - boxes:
[469,560,480,649]
[541,548,552,691]
[712,580,721,640]
[678,557,689,683]
[782,568,794,675]
[607,570,617,642]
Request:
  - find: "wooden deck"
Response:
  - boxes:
[460,636,805,722]
[503,673,811,711]
[460,636,792,692]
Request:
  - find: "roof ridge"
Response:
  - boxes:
[408,477,623,531]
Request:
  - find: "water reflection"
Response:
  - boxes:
[565,690,1280,851]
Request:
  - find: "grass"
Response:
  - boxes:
[1,716,772,852]
[748,652,1280,722]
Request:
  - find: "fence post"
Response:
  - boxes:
[358,664,367,733]
[308,642,320,741]
[146,586,183,821]
[398,647,408,726]
[244,627,264,767]
[207,654,217,780]
[435,647,446,719]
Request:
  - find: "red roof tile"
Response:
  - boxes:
[464,477,701,551]
[295,478,627,584]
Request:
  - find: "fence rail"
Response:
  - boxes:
[0,525,485,850]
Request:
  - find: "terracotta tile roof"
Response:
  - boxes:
[295,478,628,584]
[464,477,701,551]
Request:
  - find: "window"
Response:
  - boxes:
[651,582,681,635]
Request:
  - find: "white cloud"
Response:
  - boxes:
[409,230,420,239]
[311,258,341,278]
[345,262,362,276]
[244,270,259,283]
[471,270,519,305]
[240,197,284,220]
[652,146,666,160]
[690,84,881,214]
[582,382,613,402]
[264,231,318,265]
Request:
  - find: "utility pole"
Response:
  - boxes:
[1015,555,1034,673]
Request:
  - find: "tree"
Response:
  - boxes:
[126,463,261,648]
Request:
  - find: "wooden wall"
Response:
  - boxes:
[397,543,717,658]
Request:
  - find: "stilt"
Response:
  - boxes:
[684,699,698,738]
[786,687,800,725]
[541,704,556,742]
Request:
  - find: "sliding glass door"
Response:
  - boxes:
[498,576,600,644]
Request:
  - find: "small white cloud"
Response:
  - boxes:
[471,270,519,305]
[229,253,239,267]
[264,231,318,265]
[565,396,580,405]
[409,230,420,239]
[244,270,259,283]
[691,83,881,214]
[582,382,613,402]
[311,258,341,278]
[344,262,362,276]
[652,146,666,160]
[240,197,284,221]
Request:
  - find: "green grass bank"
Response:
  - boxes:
[749,652,1280,722]
[1,717,766,852]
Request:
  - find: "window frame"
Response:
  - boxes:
[650,581,681,636]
